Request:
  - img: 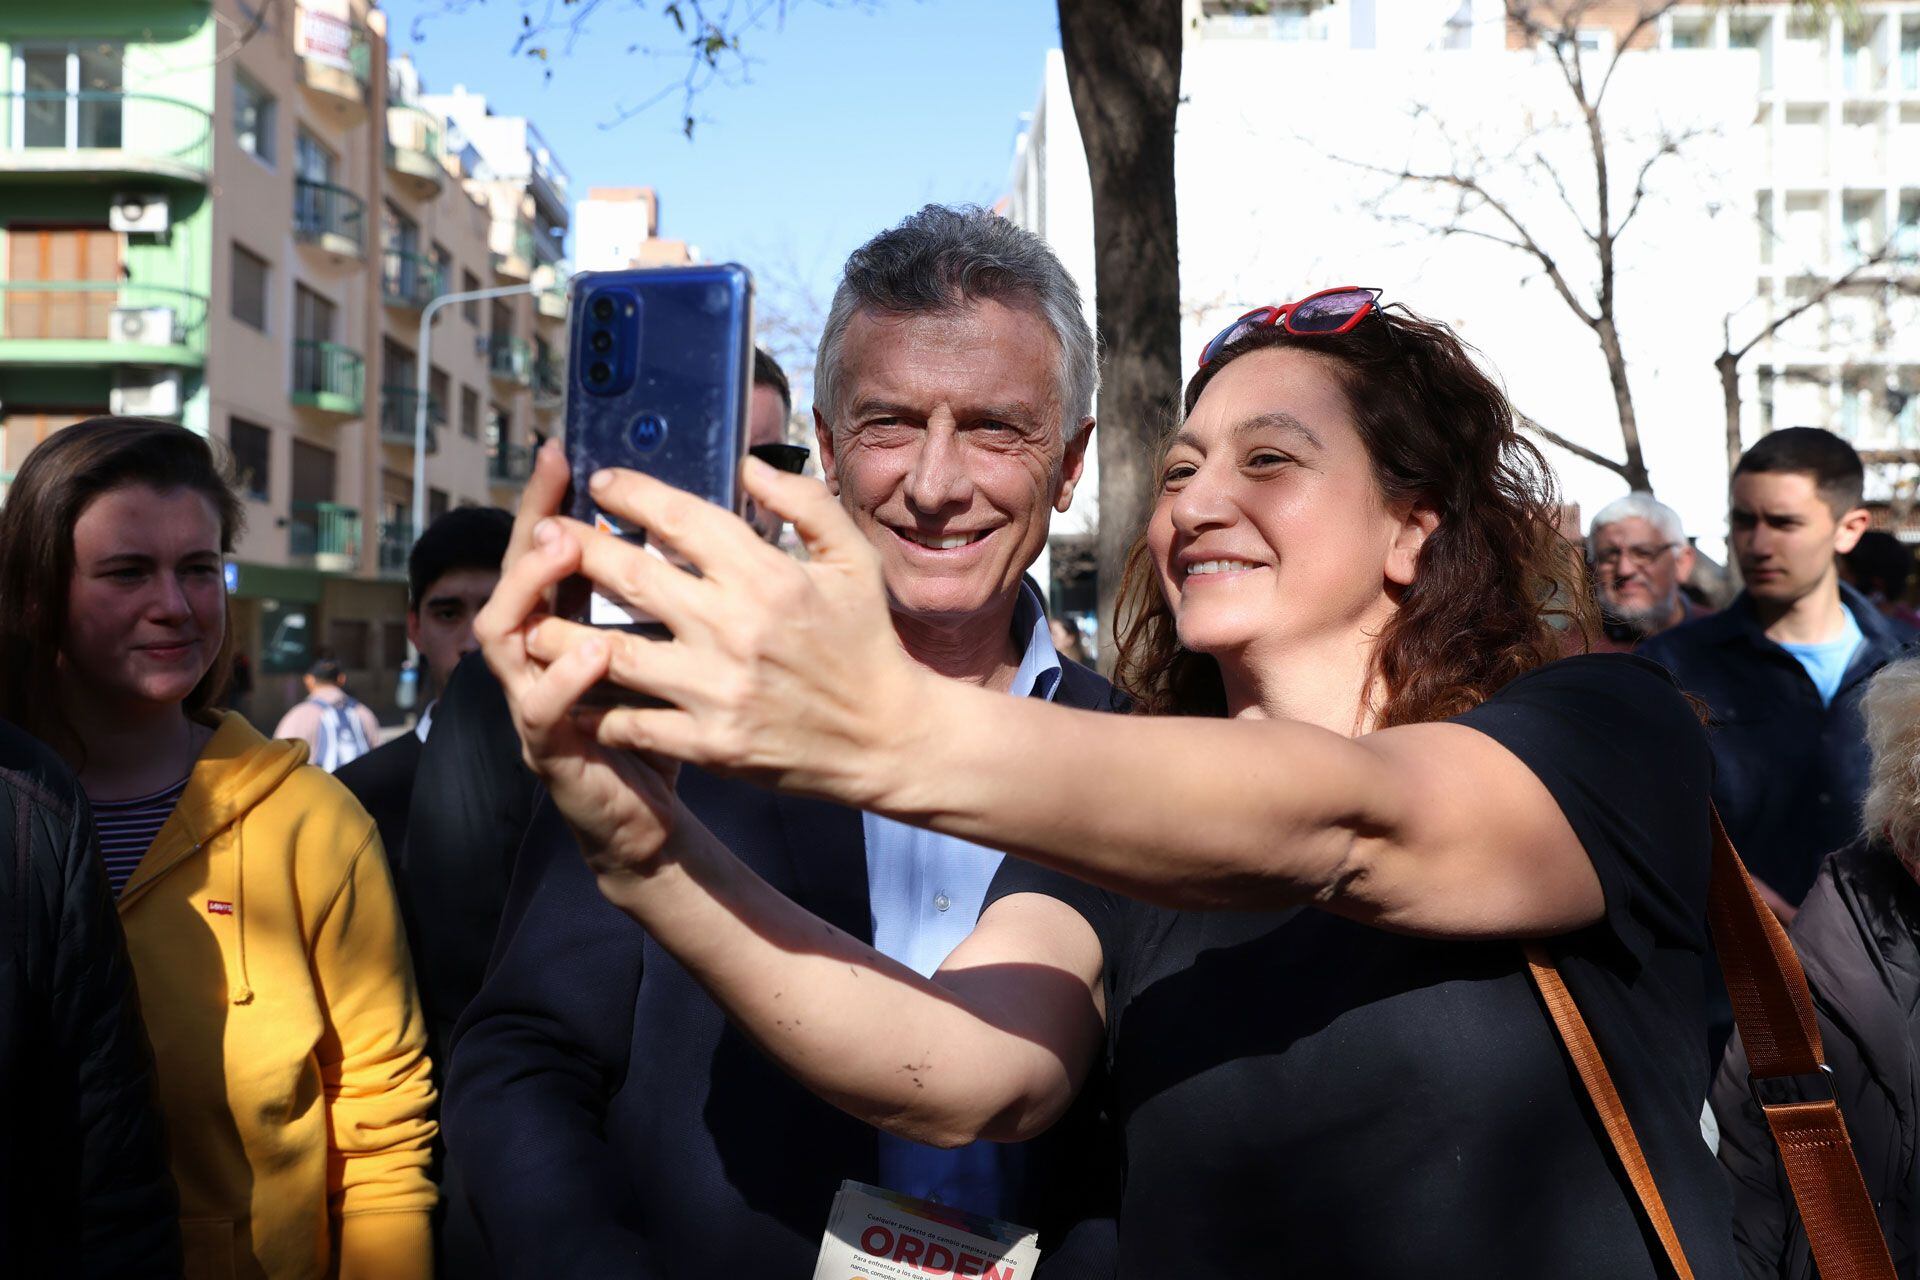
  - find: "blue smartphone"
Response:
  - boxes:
[558,263,754,639]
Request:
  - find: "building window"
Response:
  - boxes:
[231,242,270,331]
[488,401,511,451]
[228,417,271,502]
[234,71,275,164]
[382,621,409,668]
[461,270,480,322]
[294,283,335,342]
[430,366,451,428]
[295,128,334,184]
[460,385,480,439]
[429,487,450,522]
[13,43,123,151]
[327,619,371,670]
[431,242,452,297]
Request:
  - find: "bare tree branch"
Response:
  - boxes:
[1333,152,1602,328]
[1612,125,1709,241]
[1531,152,1596,244]
[1518,412,1630,478]
[1728,241,1900,363]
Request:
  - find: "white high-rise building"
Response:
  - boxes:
[1008,0,1765,605]
[574,186,695,270]
[1662,5,1920,515]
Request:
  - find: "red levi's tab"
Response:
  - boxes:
[207,900,234,916]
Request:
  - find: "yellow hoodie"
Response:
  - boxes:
[118,711,436,1279]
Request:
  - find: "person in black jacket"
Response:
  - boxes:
[1639,429,1916,921]
[337,505,512,866]
[1712,657,1920,1279]
[0,717,180,1276]
[448,207,1121,1277]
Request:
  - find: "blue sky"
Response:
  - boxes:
[384,0,1063,328]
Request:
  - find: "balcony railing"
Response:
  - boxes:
[378,386,442,452]
[489,443,534,483]
[381,247,441,310]
[377,516,413,577]
[294,179,367,257]
[532,353,564,407]
[0,91,213,184]
[0,280,208,365]
[384,104,444,195]
[291,340,364,416]
[289,501,361,572]
[489,334,532,385]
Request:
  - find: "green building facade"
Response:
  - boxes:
[0,1,215,468]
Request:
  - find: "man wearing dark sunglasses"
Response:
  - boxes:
[745,347,810,543]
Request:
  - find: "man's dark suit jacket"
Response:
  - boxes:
[1637,582,1914,905]
[444,658,1126,1279]
[336,730,421,874]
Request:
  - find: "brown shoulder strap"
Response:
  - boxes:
[1704,809,1895,1280]
[1523,944,1694,1279]
[1527,809,1896,1280]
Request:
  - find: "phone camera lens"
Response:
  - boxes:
[589,361,612,383]
[590,296,615,322]
[590,330,613,354]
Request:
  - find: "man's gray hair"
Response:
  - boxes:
[1862,658,1920,870]
[1588,491,1685,550]
[814,204,1098,439]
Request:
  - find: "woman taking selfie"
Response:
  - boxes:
[0,419,436,1278]
[484,290,1740,1277]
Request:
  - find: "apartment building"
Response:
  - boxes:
[1661,5,1920,518]
[0,0,570,728]
[417,82,571,517]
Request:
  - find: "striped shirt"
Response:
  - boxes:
[93,776,189,898]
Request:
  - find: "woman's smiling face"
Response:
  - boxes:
[1149,346,1427,675]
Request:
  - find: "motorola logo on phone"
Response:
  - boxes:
[629,413,668,455]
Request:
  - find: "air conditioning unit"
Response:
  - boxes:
[110,370,184,419]
[109,194,171,235]
[111,306,179,346]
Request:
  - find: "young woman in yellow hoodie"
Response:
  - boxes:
[0,418,437,1279]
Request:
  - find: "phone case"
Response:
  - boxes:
[559,263,754,635]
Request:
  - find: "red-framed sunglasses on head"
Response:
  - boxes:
[1197,286,1384,370]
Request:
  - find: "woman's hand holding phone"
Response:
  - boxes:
[474,440,683,886]
[518,456,934,812]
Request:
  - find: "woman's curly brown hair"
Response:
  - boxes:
[1113,304,1594,727]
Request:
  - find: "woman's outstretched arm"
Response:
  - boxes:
[473,444,1102,1147]
[531,462,1610,942]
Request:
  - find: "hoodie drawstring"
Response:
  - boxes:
[230,821,253,1005]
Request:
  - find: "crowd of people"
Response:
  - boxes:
[2,203,1916,1279]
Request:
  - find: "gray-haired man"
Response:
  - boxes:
[445,206,1120,1277]
[1587,492,1706,650]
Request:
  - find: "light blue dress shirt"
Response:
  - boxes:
[867,581,1063,1218]
[1779,605,1864,707]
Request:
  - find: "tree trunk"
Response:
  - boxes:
[1716,350,1743,480]
[1058,0,1183,671]
[1593,316,1652,493]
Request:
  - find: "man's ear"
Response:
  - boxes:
[1674,541,1698,583]
[406,608,422,652]
[1055,418,1095,513]
[1834,505,1873,556]
[813,409,840,496]
[1385,506,1440,588]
